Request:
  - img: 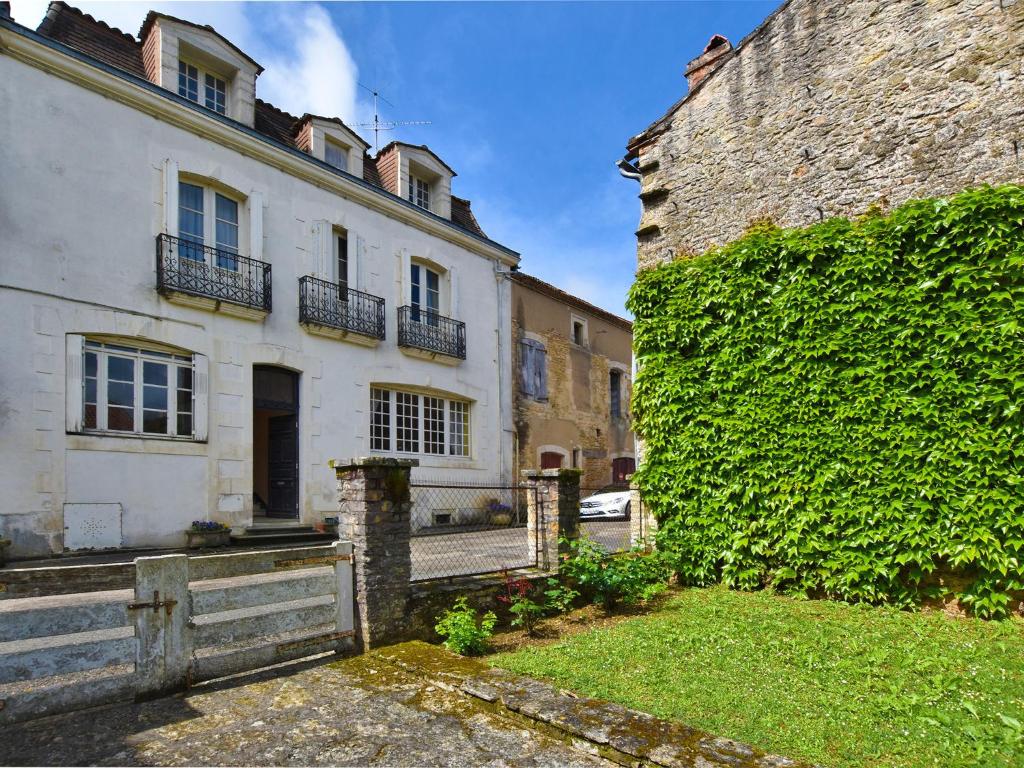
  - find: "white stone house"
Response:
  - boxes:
[0,2,519,558]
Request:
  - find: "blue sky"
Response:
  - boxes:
[11,0,778,316]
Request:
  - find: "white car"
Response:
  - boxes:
[579,485,631,521]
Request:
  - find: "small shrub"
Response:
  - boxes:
[543,578,579,614]
[560,536,671,611]
[434,597,497,656]
[508,594,545,635]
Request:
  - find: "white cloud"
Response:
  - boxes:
[9,1,360,121]
[256,4,358,122]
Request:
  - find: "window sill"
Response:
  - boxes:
[369,450,478,470]
[67,432,207,455]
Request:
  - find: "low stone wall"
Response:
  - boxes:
[379,642,808,768]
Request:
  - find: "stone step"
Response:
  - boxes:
[229,529,336,546]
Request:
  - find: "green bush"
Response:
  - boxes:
[560,536,672,610]
[543,577,580,614]
[434,597,497,655]
[628,184,1024,617]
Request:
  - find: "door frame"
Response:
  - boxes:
[254,366,300,520]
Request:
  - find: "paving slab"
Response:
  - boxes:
[0,652,611,767]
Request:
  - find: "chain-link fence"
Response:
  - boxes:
[409,482,537,581]
[578,485,635,553]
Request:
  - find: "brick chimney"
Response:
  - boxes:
[684,34,732,90]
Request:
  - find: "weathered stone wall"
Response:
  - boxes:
[511,278,635,490]
[632,0,1024,268]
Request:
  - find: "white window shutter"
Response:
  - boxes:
[193,353,209,441]
[312,220,332,280]
[65,334,85,433]
[400,250,412,305]
[248,191,264,261]
[354,235,365,291]
[449,266,459,318]
[163,159,179,237]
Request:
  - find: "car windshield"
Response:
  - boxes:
[596,484,629,495]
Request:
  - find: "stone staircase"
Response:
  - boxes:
[229,522,336,547]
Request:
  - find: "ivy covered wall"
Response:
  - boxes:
[628,185,1024,617]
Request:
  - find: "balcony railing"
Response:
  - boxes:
[156,234,272,312]
[397,305,467,360]
[299,276,385,340]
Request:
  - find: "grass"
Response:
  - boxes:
[491,587,1024,768]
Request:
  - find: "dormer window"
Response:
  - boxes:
[409,176,431,211]
[178,60,226,115]
[324,138,348,171]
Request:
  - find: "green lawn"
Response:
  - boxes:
[492,587,1024,768]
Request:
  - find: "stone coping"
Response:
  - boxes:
[377,641,813,768]
[521,468,584,480]
[329,457,420,470]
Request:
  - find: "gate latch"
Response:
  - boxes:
[127,590,178,616]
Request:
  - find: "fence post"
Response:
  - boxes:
[334,539,354,643]
[133,554,190,699]
[522,468,581,573]
[331,457,417,650]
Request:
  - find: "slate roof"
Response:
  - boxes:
[32,1,488,239]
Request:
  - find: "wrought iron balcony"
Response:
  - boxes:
[397,305,467,360]
[299,276,386,340]
[156,234,272,313]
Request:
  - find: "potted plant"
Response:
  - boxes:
[186,520,231,549]
[487,500,513,526]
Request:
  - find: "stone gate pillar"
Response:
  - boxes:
[331,457,417,650]
[627,476,657,551]
[522,468,581,572]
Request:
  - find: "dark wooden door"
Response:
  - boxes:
[268,414,298,519]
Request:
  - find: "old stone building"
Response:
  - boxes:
[622,0,1023,268]
[510,273,635,490]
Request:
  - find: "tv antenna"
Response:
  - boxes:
[354,84,431,153]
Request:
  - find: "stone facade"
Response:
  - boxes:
[626,0,1024,268]
[510,273,635,491]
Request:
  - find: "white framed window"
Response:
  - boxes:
[370,387,470,458]
[324,138,347,171]
[178,181,241,269]
[408,175,430,211]
[68,338,207,441]
[178,60,226,114]
[410,262,441,324]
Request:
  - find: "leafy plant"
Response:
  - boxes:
[560,536,671,610]
[543,578,580,614]
[190,520,229,532]
[628,184,1024,618]
[496,570,544,635]
[434,597,497,656]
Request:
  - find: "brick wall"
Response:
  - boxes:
[630,0,1024,268]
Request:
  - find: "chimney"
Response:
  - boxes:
[0,2,11,20]
[684,34,732,90]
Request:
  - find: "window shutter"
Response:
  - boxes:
[536,346,548,399]
[65,334,85,433]
[311,220,331,279]
[248,191,264,261]
[449,266,459,318]
[163,159,179,237]
[354,235,365,291]
[400,250,412,305]
[192,353,209,442]
[519,341,534,397]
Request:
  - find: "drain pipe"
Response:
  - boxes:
[617,157,642,182]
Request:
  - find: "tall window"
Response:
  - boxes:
[178,181,240,269]
[178,61,226,114]
[370,387,470,458]
[336,232,349,296]
[408,176,430,210]
[324,139,347,171]
[410,263,440,324]
[610,370,622,417]
[82,341,195,438]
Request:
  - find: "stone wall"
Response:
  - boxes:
[630,0,1024,268]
